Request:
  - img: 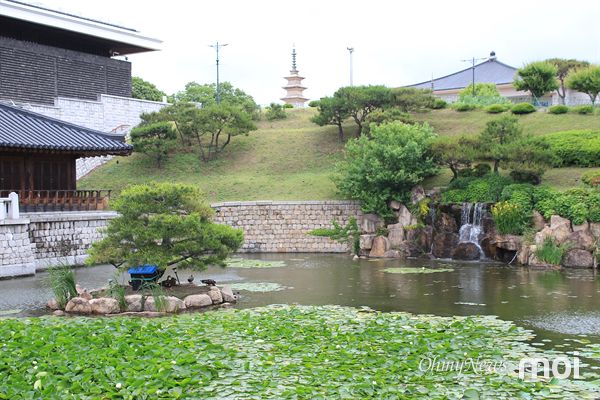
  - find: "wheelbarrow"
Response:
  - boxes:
[128,265,165,291]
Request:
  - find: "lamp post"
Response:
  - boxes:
[347,47,354,86]
[460,56,487,96]
[209,42,228,103]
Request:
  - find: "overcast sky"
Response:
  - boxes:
[39,0,600,105]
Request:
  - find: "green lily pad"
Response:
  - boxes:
[226,258,286,269]
[229,282,288,292]
[383,267,454,274]
[0,309,21,316]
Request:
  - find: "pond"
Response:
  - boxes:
[1,254,599,365]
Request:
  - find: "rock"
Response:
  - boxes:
[517,244,530,265]
[431,232,459,259]
[562,249,594,268]
[452,243,481,260]
[482,216,496,236]
[89,298,120,314]
[208,287,223,304]
[434,212,457,233]
[79,291,92,301]
[220,286,237,303]
[590,223,600,239]
[566,230,595,251]
[65,297,92,314]
[359,234,376,250]
[406,226,433,256]
[369,236,390,257]
[550,215,571,230]
[535,224,571,245]
[573,222,590,232]
[389,200,402,211]
[352,255,359,260]
[184,294,213,308]
[382,250,404,258]
[410,185,426,205]
[493,234,522,251]
[397,205,418,227]
[75,284,86,295]
[46,298,60,310]
[387,223,405,248]
[359,214,384,234]
[145,296,186,313]
[532,211,546,231]
[125,295,143,312]
[53,310,65,316]
[480,237,497,259]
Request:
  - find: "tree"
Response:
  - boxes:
[334,85,393,137]
[310,96,349,141]
[503,136,556,184]
[458,83,500,100]
[87,182,243,270]
[390,87,435,112]
[479,115,522,173]
[566,65,600,106]
[132,76,166,102]
[363,108,413,135]
[545,58,590,105]
[513,62,559,102]
[264,103,287,120]
[334,121,438,217]
[130,122,177,168]
[431,136,479,180]
[174,81,259,117]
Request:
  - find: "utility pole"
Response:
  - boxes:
[347,47,354,86]
[461,56,487,96]
[209,42,228,103]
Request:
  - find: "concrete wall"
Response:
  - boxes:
[212,200,362,253]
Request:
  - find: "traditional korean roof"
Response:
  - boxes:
[0,103,132,155]
[409,57,518,91]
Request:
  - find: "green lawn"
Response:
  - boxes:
[80,108,600,201]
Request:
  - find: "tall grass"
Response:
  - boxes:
[107,275,127,311]
[141,282,167,312]
[47,265,77,308]
[535,237,569,265]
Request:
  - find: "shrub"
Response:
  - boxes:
[572,105,594,115]
[265,103,287,120]
[485,104,509,114]
[542,130,600,167]
[309,218,360,255]
[509,169,542,184]
[130,122,177,168]
[548,105,568,114]
[500,183,535,211]
[47,265,77,309]
[473,163,492,177]
[533,187,600,224]
[452,102,477,112]
[432,99,447,109]
[491,201,530,235]
[582,170,600,188]
[308,100,320,107]
[282,103,294,109]
[511,103,536,115]
[535,237,569,265]
[108,276,126,311]
[442,174,512,203]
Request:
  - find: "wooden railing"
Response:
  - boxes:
[0,190,112,212]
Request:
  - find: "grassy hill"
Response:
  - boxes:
[80,108,600,202]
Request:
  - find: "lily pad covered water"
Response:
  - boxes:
[0,305,599,399]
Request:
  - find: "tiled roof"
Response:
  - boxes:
[0,102,132,155]
[409,59,518,91]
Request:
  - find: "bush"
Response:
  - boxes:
[130,122,177,168]
[452,102,477,112]
[473,163,492,177]
[47,265,77,309]
[265,103,287,120]
[491,201,530,235]
[334,122,438,217]
[533,187,600,224]
[542,130,600,167]
[309,218,360,255]
[582,170,600,188]
[500,183,535,211]
[282,103,294,109]
[485,104,508,114]
[548,105,569,114]
[511,103,536,115]
[308,100,320,108]
[535,238,569,265]
[509,169,542,184]
[572,105,594,115]
[442,174,512,204]
[432,99,447,109]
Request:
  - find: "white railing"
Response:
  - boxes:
[0,192,20,220]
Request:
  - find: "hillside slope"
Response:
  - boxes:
[80,108,600,201]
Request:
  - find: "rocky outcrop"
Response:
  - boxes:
[431,232,459,259]
[566,230,595,251]
[397,205,418,227]
[406,226,433,256]
[207,287,223,304]
[184,294,213,308]
[360,214,384,234]
[220,286,237,303]
[125,295,143,312]
[369,236,390,258]
[434,212,457,233]
[360,234,376,250]
[387,224,405,248]
[562,249,594,268]
[65,297,92,314]
[452,243,481,260]
[145,296,186,313]
[89,298,120,314]
[532,211,546,231]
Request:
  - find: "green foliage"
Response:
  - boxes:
[542,130,600,167]
[431,135,479,179]
[502,136,556,183]
[311,96,350,141]
[46,265,77,309]
[308,217,360,254]
[548,105,569,114]
[364,108,413,135]
[582,170,600,188]
[107,276,126,312]
[535,237,569,265]
[432,98,447,109]
[87,182,243,270]
[572,105,594,115]
[335,122,438,217]
[442,174,512,203]
[500,183,535,210]
[130,122,177,168]
[390,87,435,112]
[458,84,510,108]
[566,65,600,105]
[459,83,501,99]
[510,102,536,115]
[265,103,287,120]
[308,100,320,107]
[514,61,559,99]
[484,104,508,114]
[173,81,259,117]
[479,115,523,172]
[533,187,600,224]
[334,85,393,136]
[452,102,477,112]
[282,103,294,109]
[491,201,530,234]
[545,58,590,104]
[131,76,166,102]
[142,282,167,312]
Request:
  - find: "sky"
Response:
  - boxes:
[37,0,600,106]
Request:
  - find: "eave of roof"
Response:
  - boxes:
[0,0,162,53]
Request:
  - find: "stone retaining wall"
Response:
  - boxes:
[0,219,35,278]
[211,201,362,252]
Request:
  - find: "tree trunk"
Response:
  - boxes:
[493,160,500,173]
[337,124,344,142]
[220,134,231,150]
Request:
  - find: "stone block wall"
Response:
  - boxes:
[0,219,35,278]
[212,201,362,253]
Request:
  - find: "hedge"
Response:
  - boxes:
[541,130,600,167]
[511,103,536,115]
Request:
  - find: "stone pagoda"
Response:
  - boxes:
[281,48,308,107]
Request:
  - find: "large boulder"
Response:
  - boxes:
[65,297,92,314]
[410,186,426,205]
[566,230,595,251]
[590,223,600,240]
[207,287,223,304]
[493,234,522,251]
[369,236,390,258]
[434,212,457,233]
[527,246,553,268]
[383,250,404,258]
[359,234,376,250]
[550,215,571,229]
[184,294,213,308]
[572,222,590,232]
[360,214,384,234]
[431,232,459,259]
[220,286,237,303]
[406,226,433,256]
[397,205,418,227]
[517,244,530,265]
[452,243,481,260]
[125,295,143,312]
[89,298,120,314]
[46,298,60,310]
[535,223,571,246]
[387,223,405,248]
[532,211,546,231]
[145,296,186,313]
[389,200,402,211]
[562,249,594,268]
[480,237,497,259]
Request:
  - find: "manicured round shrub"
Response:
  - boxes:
[282,103,294,109]
[548,105,568,114]
[485,104,507,114]
[572,105,594,115]
[582,170,600,188]
[542,130,600,167]
[452,102,476,112]
[472,163,492,177]
[511,103,536,115]
[509,169,542,185]
[308,100,320,107]
[432,99,447,109]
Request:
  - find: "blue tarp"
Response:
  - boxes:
[128,265,159,275]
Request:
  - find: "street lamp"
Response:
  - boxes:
[209,42,228,103]
[347,47,354,86]
[460,55,487,96]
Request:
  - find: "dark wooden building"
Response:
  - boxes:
[0,103,132,210]
[0,0,161,105]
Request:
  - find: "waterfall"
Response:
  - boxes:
[458,202,485,256]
